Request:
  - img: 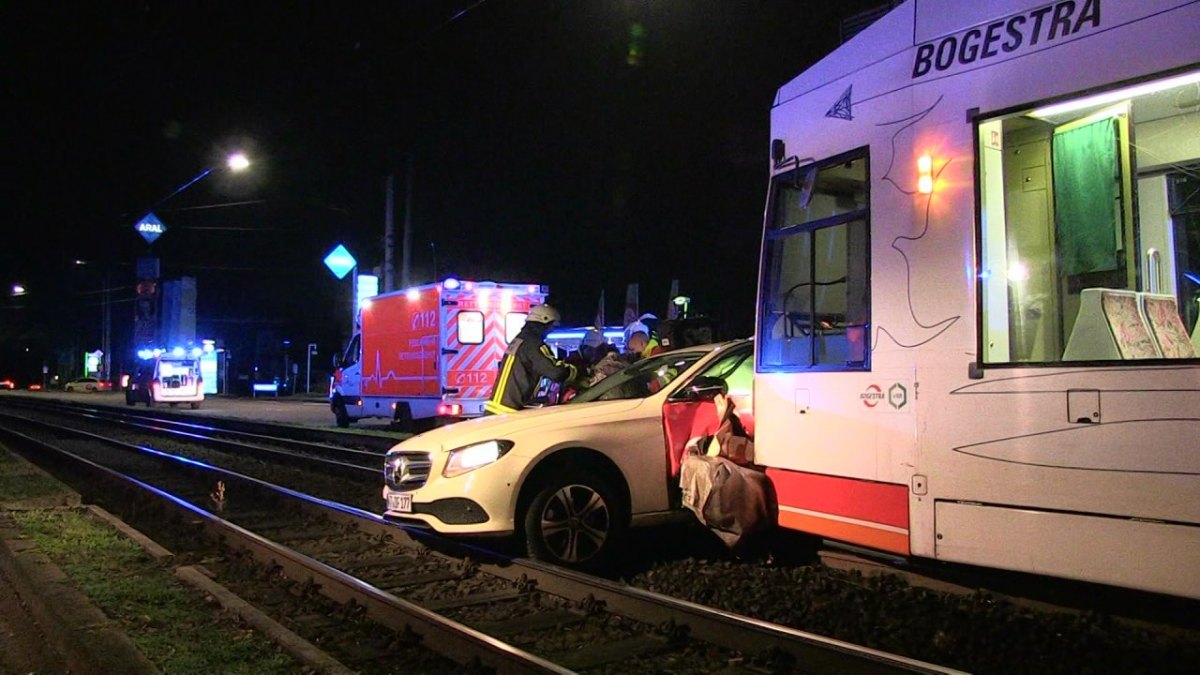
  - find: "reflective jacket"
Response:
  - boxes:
[485,323,577,414]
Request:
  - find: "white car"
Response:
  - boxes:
[382,339,754,569]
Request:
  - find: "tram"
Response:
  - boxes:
[754,0,1200,598]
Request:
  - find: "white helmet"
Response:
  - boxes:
[527,304,561,325]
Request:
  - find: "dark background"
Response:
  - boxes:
[2,0,890,386]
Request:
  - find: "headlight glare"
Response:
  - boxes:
[443,440,513,478]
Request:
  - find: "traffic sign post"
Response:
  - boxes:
[134,213,167,244]
[323,244,359,340]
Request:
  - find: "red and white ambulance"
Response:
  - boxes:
[330,279,548,430]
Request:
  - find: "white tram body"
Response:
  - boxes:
[756,0,1200,598]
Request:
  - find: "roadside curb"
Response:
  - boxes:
[0,510,159,675]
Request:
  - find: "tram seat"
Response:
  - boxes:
[1062,288,1161,360]
[1139,293,1196,359]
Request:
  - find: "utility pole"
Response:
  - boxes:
[384,175,395,293]
[101,271,111,381]
[402,155,413,288]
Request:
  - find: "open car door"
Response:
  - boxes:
[662,343,755,479]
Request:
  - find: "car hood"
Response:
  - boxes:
[389,398,651,454]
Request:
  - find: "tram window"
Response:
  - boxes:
[759,149,870,371]
[978,70,1200,364]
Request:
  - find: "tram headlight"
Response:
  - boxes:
[443,440,513,478]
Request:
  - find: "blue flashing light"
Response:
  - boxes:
[191,347,203,358]
[547,330,587,340]
[137,349,154,360]
[172,347,185,357]
[1184,271,1200,286]
[443,277,461,290]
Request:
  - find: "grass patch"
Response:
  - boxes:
[0,447,69,501]
[11,509,299,674]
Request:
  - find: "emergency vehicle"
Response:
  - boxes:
[330,279,548,430]
[125,348,205,408]
[754,0,1199,598]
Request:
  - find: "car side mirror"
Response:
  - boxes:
[675,375,727,402]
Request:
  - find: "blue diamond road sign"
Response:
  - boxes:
[134,213,167,244]
[323,244,357,280]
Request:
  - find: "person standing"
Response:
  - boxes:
[485,304,578,414]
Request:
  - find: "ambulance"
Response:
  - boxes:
[125,348,205,409]
[330,279,548,430]
[753,0,1200,598]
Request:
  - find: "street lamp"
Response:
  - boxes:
[11,284,26,297]
[148,152,251,212]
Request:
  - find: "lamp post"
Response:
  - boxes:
[132,152,251,362]
[146,153,251,213]
[306,343,318,394]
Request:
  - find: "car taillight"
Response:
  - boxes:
[437,402,463,417]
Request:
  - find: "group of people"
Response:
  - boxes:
[484,304,659,414]
[485,303,776,555]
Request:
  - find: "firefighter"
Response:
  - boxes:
[634,312,665,357]
[623,320,654,359]
[485,304,579,414]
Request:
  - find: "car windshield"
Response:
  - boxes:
[569,350,707,403]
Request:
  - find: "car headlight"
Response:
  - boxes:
[443,440,514,478]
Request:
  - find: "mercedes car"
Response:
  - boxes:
[382,339,754,569]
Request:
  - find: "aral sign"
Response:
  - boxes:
[134,212,167,244]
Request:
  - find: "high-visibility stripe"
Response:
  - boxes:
[484,400,517,415]
[489,352,517,407]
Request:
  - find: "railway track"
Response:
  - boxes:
[0,405,963,674]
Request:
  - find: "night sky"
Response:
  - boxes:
[3,0,886,380]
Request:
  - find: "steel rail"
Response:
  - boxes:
[0,410,968,674]
[0,421,572,675]
[0,394,398,452]
[0,402,379,477]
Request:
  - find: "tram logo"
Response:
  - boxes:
[911,0,1102,79]
[860,384,884,408]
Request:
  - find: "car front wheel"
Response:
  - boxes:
[523,470,625,570]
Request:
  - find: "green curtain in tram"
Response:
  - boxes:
[1052,117,1120,277]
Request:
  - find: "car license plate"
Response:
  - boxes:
[387,493,412,513]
